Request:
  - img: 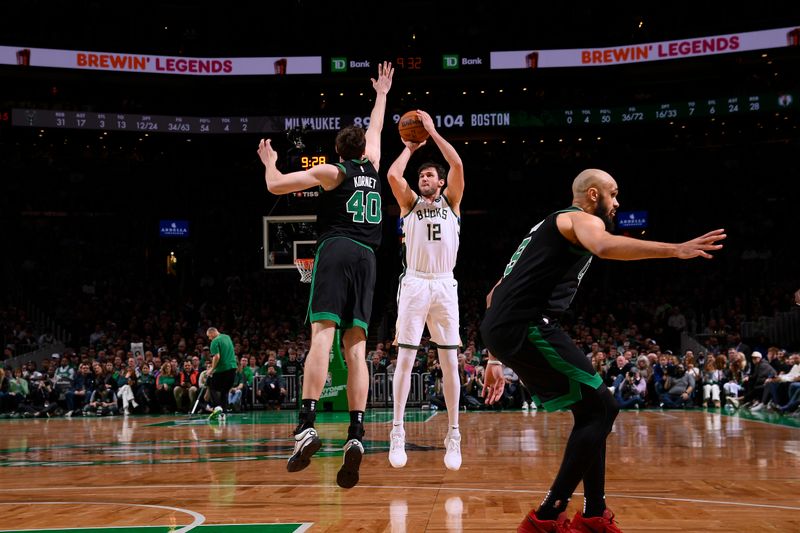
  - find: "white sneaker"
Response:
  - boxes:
[287,427,321,472]
[750,402,764,412]
[521,402,529,411]
[389,427,407,468]
[208,405,223,420]
[337,439,364,489]
[444,430,462,471]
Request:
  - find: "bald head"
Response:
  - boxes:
[571,169,619,229]
[572,169,615,198]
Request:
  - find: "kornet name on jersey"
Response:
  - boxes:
[317,159,383,250]
[402,193,460,274]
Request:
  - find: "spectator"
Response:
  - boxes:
[660,364,695,408]
[83,383,118,416]
[701,359,723,408]
[742,351,776,409]
[174,359,199,412]
[616,368,646,409]
[260,365,285,410]
[65,363,95,415]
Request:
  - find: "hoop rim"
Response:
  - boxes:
[294,258,315,268]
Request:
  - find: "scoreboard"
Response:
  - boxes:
[11,92,794,134]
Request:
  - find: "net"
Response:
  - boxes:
[294,258,315,283]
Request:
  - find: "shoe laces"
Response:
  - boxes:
[390,431,405,451]
[446,435,461,454]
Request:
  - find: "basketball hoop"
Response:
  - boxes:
[294,258,315,283]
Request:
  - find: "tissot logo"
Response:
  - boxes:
[331,57,347,72]
[442,54,459,69]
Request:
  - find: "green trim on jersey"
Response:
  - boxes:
[441,188,461,221]
[527,325,602,412]
[306,237,373,331]
[335,162,346,172]
[309,311,341,325]
[399,193,420,219]
[341,318,368,334]
[305,239,331,323]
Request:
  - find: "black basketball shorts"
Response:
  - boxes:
[307,237,376,334]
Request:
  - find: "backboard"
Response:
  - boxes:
[263,215,317,270]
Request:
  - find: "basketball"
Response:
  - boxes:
[398,111,429,143]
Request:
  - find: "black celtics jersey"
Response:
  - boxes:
[317,158,383,249]
[482,207,593,354]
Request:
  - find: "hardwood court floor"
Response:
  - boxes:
[0,408,797,532]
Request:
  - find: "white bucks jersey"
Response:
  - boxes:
[401,194,460,273]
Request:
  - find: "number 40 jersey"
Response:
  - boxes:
[317,158,383,250]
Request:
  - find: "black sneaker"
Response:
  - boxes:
[336,439,364,489]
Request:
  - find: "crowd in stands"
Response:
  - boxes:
[3,289,798,419]
[2,95,799,420]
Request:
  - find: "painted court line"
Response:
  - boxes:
[0,484,797,513]
[0,501,204,533]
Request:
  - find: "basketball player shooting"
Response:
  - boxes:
[257,61,394,489]
[386,109,465,470]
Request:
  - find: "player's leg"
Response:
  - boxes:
[289,239,351,472]
[428,276,462,470]
[391,276,430,467]
[501,321,617,530]
[286,320,334,472]
[301,321,337,405]
[335,243,376,488]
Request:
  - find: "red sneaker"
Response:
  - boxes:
[569,509,623,533]
[518,509,572,533]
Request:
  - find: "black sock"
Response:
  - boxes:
[295,399,317,433]
[583,495,606,518]
[347,410,365,441]
[536,490,570,521]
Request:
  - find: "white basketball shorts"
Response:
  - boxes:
[395,270,460,349]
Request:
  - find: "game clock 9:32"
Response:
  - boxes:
[395,56,423,70]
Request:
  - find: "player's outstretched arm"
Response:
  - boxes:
[257,139,341,195]
[569,212,725,260]
[364,61,394,170]
[387,141,425,213]
[417,110,465,210]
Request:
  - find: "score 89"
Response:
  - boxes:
[352,114,402,129]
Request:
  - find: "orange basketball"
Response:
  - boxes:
[398,111,429,143]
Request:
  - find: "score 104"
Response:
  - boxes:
[352,114,466,129]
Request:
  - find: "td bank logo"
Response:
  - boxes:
[331,57,347,72]
[442,54,459,70]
